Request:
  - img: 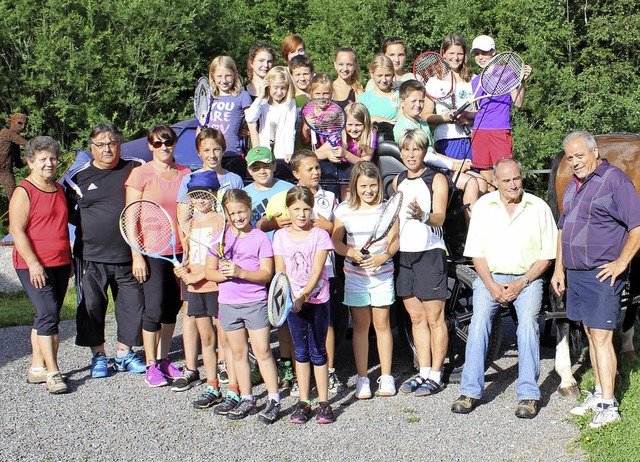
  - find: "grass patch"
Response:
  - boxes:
[575,324,640,461]
[406,417,421,423]
[0,284,114,328]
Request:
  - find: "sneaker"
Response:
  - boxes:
[399,375,426,394]
[91,352,109,378]
[258,399,280,424]
[515,399,539,419]
[112,351,146,374]
[227,398,257,420]
[250,362,263,385]
[375,375,396,397]
[589,403,621,428]
[290,379,300,397]
[46,372,68,394]
[328,369,344,394]
[27,367,47,384]
[171,369,201,392]
[415,378,446,397]
[193,386,222,409]
[570,390,600,416]
[217,361,229,384]
[277,359,294,389]
[214,393,241,415]
[355,376,372,399]
[158,358,181,379]
[451,394,479,414]
[145,364,169,387]
[290,401,313,424]
[315,401,335,424]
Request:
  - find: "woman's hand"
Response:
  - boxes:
[407,198,426,221]
[132,253,148,283]
[28,261,47,289]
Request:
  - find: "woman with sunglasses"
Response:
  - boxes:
[124,125,191,387]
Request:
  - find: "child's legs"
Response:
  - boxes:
[308,302,330,401]
[277,323,294,359]
[182,307,199,371]
[247,327,278,394]
[425,299,447,372]
[371,306,393,376]
[403,296,431,368]
[287,307,314,400]
[217,327,236,385]
[225,327,252,396]
[351,306,371,377]
[195,315,217,384]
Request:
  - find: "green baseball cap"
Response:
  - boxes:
[246,146,275,166]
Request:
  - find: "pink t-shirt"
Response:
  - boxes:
[210,228,273,304]
[125,162,190,255]
[272,227,334,304]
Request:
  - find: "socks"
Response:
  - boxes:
[268,392,281,403]
[429,369,442,384]
[419,366,432,379]
[206,379,219,390]
[241,394,254,402]
[116,349,130,359]
[228,383,240,396]
[594,385,602,396]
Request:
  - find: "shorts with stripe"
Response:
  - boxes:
[396,248,448,300]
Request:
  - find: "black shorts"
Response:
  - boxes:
[17,265,71,336]
[396,248,448,300]
[142,256,182,332]
[187,291,219,318]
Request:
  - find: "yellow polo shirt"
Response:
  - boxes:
[464,191,557,274]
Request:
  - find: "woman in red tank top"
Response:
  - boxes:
[9,136,71,394]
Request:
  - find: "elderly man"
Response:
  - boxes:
[451,158,557,418]
[62,124,147,378]
[551,131,640,428]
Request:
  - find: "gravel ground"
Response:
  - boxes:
[0,245,22,293]
[0,306,585,461]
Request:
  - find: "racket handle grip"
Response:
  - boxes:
[452,102,471,120]
[349,248,370,266]
[463,125,471,136]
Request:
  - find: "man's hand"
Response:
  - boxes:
[550,269,566,297]
[502,278,527,302]
[597,259,628,286]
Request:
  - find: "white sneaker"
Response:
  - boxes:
[355,376,372,399]
[290,379,299,397]
[570,390,600,416]
[375,374,396,397]
[328,369,344,394]
[589,404,621,428]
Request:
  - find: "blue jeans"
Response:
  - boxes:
[287,301,330,366]
[460,274,542,400]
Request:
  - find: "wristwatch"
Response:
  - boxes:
[521,275,531,287]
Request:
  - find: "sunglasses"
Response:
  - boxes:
[151,138,176,149]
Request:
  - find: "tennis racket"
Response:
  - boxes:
[413,52,471,136]
[269,121,277,152]
[176,190,227,261]
[119,200,180,266]
[194,77,212,127]
[301,98,347,148]
[452,52,525,119]
[351,191,403,266]
[267,272,295,327]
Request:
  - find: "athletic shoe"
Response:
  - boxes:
[250,362,263,385]
[91,352,109,378]
[258,399,280,424]
[451,395,479,414]
[589,403,621,428]
[145,364,168,387]
[217,361,229,384]
[290,379,300,397]
[158,358,181,379]
[171,369,201,392]
[355,376,372,399]
[399,375,426,394]
[277,359,294,389]
[375,375,396,397]
[315,401,335,424]
[515,399,539,419]
[415,378,446,397]
[193,386,222,409]
[112,351,146,374]
[227,398,257,420]
[46,372,68,394]
[570,390,600,416]
[214,393,240,415]
[290,401,313,424]
[27,367,47,384]
[328,369,344,394]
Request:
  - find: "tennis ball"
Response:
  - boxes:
[265,191,290,220]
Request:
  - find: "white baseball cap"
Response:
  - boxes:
[471,35,496,53]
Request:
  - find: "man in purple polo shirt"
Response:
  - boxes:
[551,131,640,428]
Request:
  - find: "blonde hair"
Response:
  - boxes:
[397,128,430,152]
[208,56,243,97]
[343,103,373,156]
[347,161,383,209]
[369,53,395,77]
[309,73,333,98]
[334,47,364,96]
[264,66,295,105]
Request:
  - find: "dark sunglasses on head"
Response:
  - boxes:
[151,138,176,148]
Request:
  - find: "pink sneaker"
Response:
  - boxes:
[145,364,168,387]
[159,358,181,379]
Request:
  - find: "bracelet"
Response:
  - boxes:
[422,212,430,224]
[521,275,531,287]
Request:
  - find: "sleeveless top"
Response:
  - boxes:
[13,180,71,269]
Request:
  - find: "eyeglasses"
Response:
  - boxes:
[151,139,176,149]
[92,141,119,150]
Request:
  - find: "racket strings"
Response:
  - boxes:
[121,202,173,254]
[414,54,453,100]
[480,52,524,95]
[371,193,403,240]
[302,99,346,136]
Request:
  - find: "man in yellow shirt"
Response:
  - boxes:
[451,158,557,419]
